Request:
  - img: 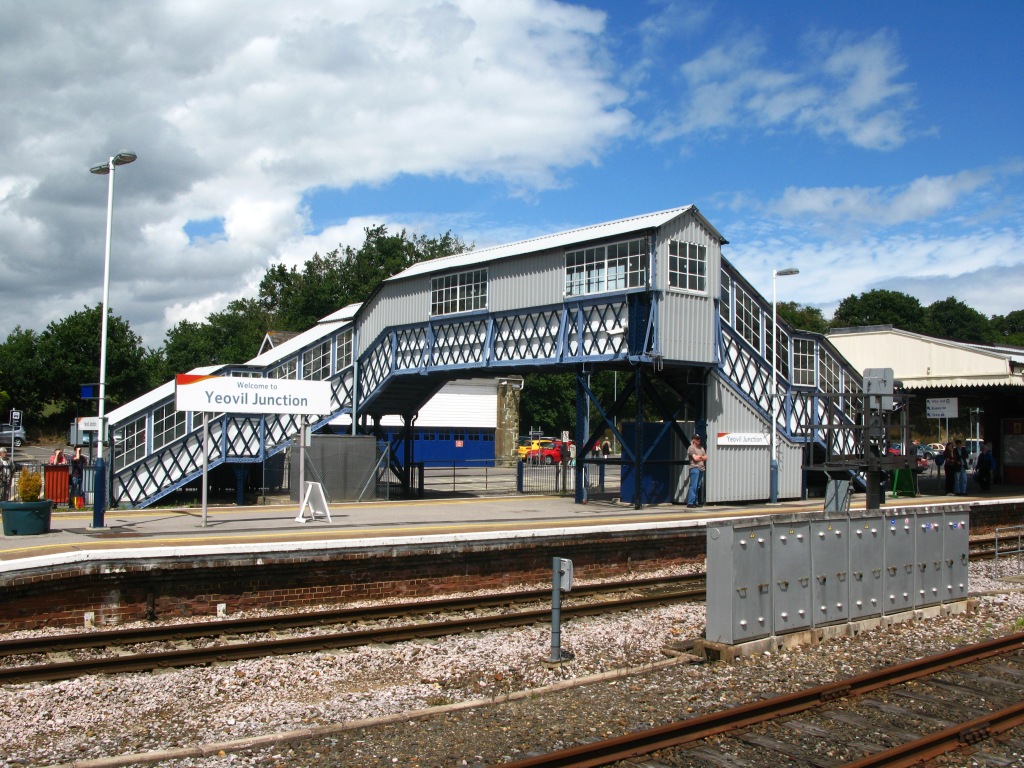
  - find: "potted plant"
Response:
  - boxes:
[1,468,53,535]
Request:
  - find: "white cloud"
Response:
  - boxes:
[653,28,915,150]
[726,223,1024,319]
[0,0,633,345]
[771,166,1008,227]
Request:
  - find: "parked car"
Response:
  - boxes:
[0,423,26,447]
[517,436,554,459]
[525,439,575,464]
[925,442,945,459]
[912,445,929,474]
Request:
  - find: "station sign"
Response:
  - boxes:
[175,374,332,415]
[926,397,958,419]
[78,416,101,431]
[716,432,770,446]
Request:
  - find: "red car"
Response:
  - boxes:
[526,440,573,464]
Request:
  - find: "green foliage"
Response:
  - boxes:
[162,298,271,377]
[34,306,157,418]
[163,226,470,375]
[259,226,471,332]
[989,310,1024,346]
[520,373,576,436]
[924,297,991,343]
[0,327,42,420]
[777,302,829,334]
[829,289,927,333]
[17,469,41,501]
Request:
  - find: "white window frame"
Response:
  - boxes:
[564,238,647,297]
[735,284,761,351]
[115,416,147,470]
[336,329,353,370]
[268,358,298,380]
[152,402,187,451]
[431,269,488,316]
[667,240,707,293]
[719,270,732,324]
[792,338,816,386]
[773,321,790,380]
[302,340,331,381]
[819,352,841,393]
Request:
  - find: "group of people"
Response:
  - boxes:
[0,445,88,502]
[939,439,996,496]
[50,446,88,500]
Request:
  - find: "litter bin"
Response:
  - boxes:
[43,464,70,505]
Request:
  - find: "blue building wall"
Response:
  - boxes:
[381,427,496,467]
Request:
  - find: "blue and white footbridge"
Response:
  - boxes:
[106,205,861,509]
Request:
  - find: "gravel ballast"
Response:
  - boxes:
[1,558,1022,768]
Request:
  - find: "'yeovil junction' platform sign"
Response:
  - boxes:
[175,374,332,415]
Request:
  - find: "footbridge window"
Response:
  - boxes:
[773,322,790,379]
[336,329,353,370]
[668,240,707,292]
[565,238,647,296]
[735,284,761,352]
[792,338,816,386]
[152,402,187,451]
[719,271,732,323]
[268,358,297,379]
[431,269,487,316]
[820,352,841,393]
[115,415,146,470]
[302,340,331,381]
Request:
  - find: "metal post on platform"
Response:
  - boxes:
[201,413,209,527]
[548,557,573,663]
[770,267,799,504]
[88,150,137,530]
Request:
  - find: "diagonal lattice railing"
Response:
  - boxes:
[112,296,633,507]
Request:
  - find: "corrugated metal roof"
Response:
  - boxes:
[827,326,1024,389]
[386,205,725,282]
[319,303,360,323]
[899,375,1024,389]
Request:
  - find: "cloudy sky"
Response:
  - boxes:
[1,0,1022,348]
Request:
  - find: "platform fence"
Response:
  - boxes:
[994,524,1024,578]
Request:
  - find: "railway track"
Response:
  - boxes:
[499,631,1024,768]
[0,573,706,684]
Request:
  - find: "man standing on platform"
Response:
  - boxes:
[686,434,707,508]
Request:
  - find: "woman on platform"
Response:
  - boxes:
[943,442,958,496]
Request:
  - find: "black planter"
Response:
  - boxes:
[1,500,53,535]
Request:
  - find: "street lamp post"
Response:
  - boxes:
[770,267,799,504]
[89,151,137,529]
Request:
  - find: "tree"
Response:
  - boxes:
[35,305,156,419]
[259,226,472,332]
[0,327,43,421]
[925,297,991,343]
[989,309,1024,346]
[777,302,829,334]
[162,298,271,377]
[519,373,576,436]
[829,290,927,333]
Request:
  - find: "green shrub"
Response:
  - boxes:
[17,470,41,501]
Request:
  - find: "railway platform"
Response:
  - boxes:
[4,473,1019,571]
[1,476,1022,631]
[4,475,1024,571]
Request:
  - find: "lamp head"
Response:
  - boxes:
[774,268,800,277]
[90,151,137,175]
